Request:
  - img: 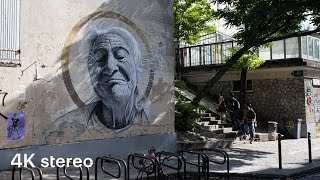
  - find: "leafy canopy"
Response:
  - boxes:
[174,0,216,44]
[228,48,265,70]
[192,0,320,104]
[217,0,320,46]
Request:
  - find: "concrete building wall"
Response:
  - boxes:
[0,0,175,168]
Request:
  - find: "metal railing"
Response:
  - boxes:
[177,35,320,70]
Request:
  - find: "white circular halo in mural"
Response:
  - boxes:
[61,11,154,108]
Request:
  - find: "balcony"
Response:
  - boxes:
[178,35,320,69]
[259,35,320,61]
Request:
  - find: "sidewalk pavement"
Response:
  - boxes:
[2,138,320,179]
[207,138,320,178]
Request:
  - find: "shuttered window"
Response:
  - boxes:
[0,0,20,60]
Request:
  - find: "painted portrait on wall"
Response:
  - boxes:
[6,112,26,141]
[46,11,155,140]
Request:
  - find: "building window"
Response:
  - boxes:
[232,80,253,92]
[0,0,20,60]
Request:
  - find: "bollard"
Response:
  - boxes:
[308,132,312,163]
[278,134,283,169]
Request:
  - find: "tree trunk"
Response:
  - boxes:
[239,68,247,118]
[192,45,251,104]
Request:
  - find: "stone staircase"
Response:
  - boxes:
[176,87,270,151]
[196,110,241,140]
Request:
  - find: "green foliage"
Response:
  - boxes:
[217,0,320,46]
[192,0,320,104]
[227,47,265,70]
[174,0,216,44]
[175,90,204,132]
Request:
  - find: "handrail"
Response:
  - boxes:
[200,148,230,180]
[128,153,160,180]
[156,151,186,180]
[95,156,127,180]
[179,150,209,180]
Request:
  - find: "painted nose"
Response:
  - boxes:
[104,54,119,75]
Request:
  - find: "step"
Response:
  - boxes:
[201,113,212,117]
[208,120,221,125]
[224,131,241,138]
[222,127,233,133]
[203,125,220,131]
[200,117,216,121]
[196,121,210,126]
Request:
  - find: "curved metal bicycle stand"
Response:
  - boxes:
[179,150,209,180]
[95,155,128,180]
[200,148,230,180]
[128,153,161,180]
[12,165,43,180]
[155,151,187,180]
[56,160,89,180]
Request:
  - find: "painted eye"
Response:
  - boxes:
[93,49,108,62]
[113,48,129,60]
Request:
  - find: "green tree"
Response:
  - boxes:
[227,48,265,113]
[174,0,216,44]
[192,0,320,104]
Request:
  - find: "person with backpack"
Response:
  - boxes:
[217,92,227,123]
[229,93,240,127]
[244,103,256,144]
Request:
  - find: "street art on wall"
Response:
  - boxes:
[6,112,26,141]
[53,11,154,135]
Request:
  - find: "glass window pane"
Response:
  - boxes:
[302,36,308,58]
[203,46,211,65]
[315,39,319,60]
[285,37,299,58]
[190,47,200,66]
[308,36,314,58]
[272,40,285,59]
[259,47,271,60]
[183,48,190,67]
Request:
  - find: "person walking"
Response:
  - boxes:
[245,103,256,144]
[217,92,227,123]
[228,93,240,127]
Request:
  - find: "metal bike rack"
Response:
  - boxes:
[12,165,43,180]
[179,150,209,180]
[128,153,161,180]
[200,148,230,180]
[56,160,89,180]
[156,151,187,180]
[95,155,128,180]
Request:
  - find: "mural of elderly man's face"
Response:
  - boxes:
[87,28,138,106]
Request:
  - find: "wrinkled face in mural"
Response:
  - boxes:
[88,28,138,105]
[87,27,141,129]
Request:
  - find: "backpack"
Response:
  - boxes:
[232,98,240,110]
[248,108,256,119]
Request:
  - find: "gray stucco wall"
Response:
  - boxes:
[0,0,176,167]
